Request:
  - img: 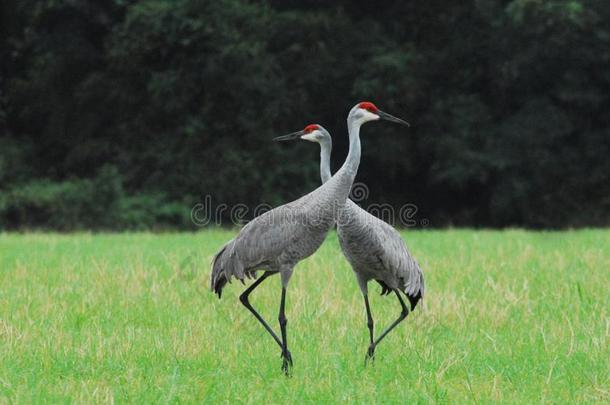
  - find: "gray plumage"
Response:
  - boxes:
[338,200,424,306]
[211,168,354,296]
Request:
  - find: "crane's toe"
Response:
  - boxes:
[281,349,293,375]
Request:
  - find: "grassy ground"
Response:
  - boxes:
[0,230,608,403]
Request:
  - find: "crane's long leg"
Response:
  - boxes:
[278,286,292,375]
[363,294,375,362]
[365,290,410,362]
[239,271,282,349]
[373,290,410,347]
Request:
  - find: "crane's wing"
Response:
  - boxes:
[370,216,425,307]
[211,203,309,297]
[211,179,341,298]
[234,206,305,266]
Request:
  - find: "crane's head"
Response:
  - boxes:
[349,101,410,127]
[273,124,331,144]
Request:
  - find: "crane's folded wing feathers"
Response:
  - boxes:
[374,220,425,305]
[211,205,308,297]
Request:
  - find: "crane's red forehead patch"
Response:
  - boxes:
[358,101,379,113]
[303,124,319,133]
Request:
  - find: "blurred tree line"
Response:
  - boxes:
[1,0,609,230]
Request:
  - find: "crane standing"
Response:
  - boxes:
[274,104,424,362]
[211,102,407,373]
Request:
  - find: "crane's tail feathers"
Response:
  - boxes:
[405,272,425,311]
[213,275,228,299]
[211,243,230,299]
[211,238,255,299]
[406,290,422,311]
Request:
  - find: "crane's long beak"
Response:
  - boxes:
[378,110,410,127]
[273,130,305,141]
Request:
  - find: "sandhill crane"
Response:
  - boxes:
[274,106,424,362]
[211,102,407,373]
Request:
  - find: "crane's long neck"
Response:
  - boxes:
[321,117,360,212]
[339,118,361,180]
[312,118,361,225]
[319,139,332,184]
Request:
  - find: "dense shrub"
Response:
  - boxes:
[117,195,192,230]
[0,166,194,230]
[1,166,122,230]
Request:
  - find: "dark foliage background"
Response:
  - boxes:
[1,0,609,230]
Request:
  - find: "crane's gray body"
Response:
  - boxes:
[211,112,362,297]
[315,127,424,305]
[211,171,354,295]
[338,200,424,299]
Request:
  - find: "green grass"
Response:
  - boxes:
[0,230,608,403]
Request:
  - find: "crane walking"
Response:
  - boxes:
[274,104,424,362]
[211,102,407,373]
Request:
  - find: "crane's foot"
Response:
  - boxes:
[281,349,293,376]
[365,344,376,366]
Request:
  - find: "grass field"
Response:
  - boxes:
[0,230,608,403]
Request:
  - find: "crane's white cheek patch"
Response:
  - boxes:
[362,110,380,122]
[301,132,319,142]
